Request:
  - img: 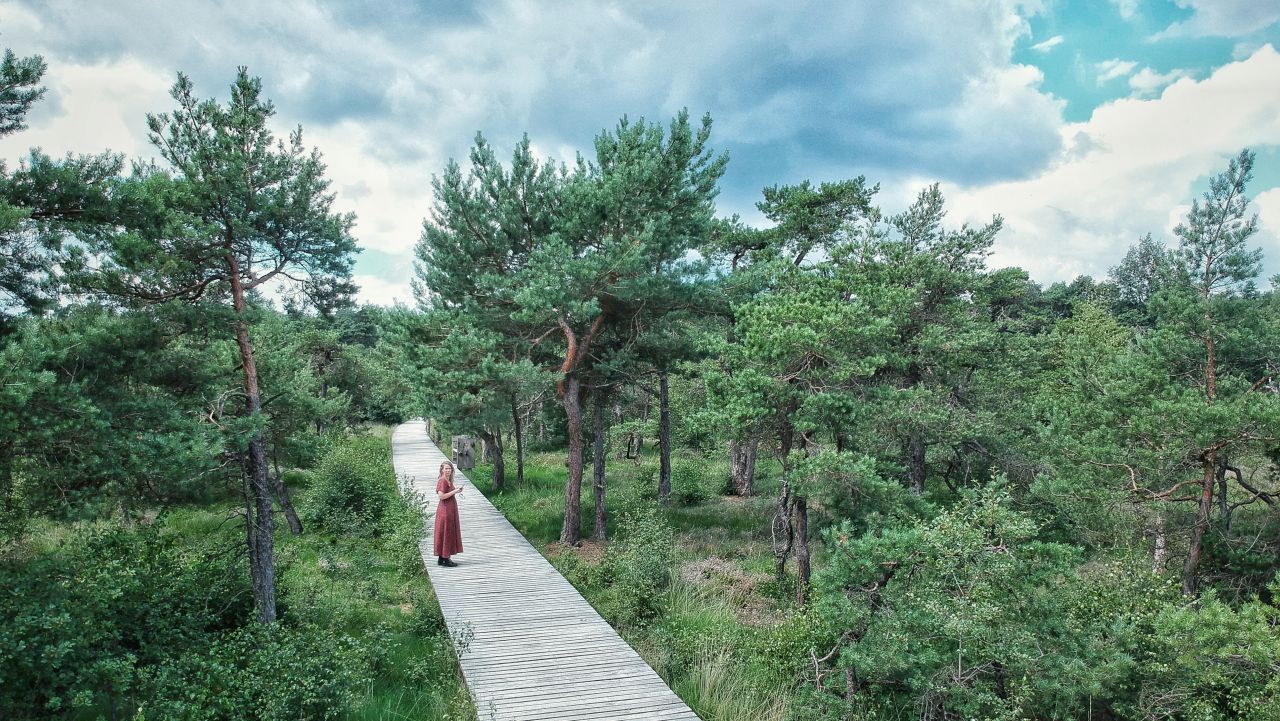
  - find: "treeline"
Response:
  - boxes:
[405,116,1280,715]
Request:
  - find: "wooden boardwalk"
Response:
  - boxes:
[391,420,701,721]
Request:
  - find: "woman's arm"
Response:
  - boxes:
[436,484,464,501]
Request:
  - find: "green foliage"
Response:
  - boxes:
[812,484,1089,719]
[1108,233,1181,324]
[0,305,230,523]
[0,47,46,136]
[1135,582,1280,719]
[0,522,249,718]
[600,498,676,626]
[790,450,923,532]
[304,435,398,538]
[670,456,722,505]
[142,624,374,721]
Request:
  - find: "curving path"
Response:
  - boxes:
[392,420,701,721]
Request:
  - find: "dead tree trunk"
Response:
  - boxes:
[272,472,303,534]
[480,429,505,490]
[906,432,926,495]
[794,494,810,605]
[1151,512,1170,574]
[613,403,625,461]
[729,438,758,496]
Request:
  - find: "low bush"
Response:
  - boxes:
[304,435,396,537]
[143,623,375,721]
[600,498,675,626]
[383,488,428,577]
[670,457,725,505]
[0,522,250,719]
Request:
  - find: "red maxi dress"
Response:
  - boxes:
[433,475,463,558]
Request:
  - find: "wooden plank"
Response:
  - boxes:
[393,420,700,720]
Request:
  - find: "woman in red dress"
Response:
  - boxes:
[434,460,464,567]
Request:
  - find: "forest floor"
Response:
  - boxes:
[471,447,810,721]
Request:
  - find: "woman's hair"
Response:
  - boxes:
[438,461,454,479]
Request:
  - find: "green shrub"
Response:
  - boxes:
[279,468,313,489]
[383,488,428,577]
[671,457,720,506]
[0,522,249,719]
[142,624,375,721]
[304,435,395,537]
[601,499,674,626]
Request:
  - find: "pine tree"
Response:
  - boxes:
[93,69,357,622]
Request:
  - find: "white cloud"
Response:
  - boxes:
[1110,0,1140,21]
[1030,35,1064,52]
[1096,59,1139,83]
[0,57,172,162]
[1128,67,1192,96]
[354,274,414,307]
[1256,187,1280,278]
[1158,0,1280,38]
[1233,40,1266,60]
[941,44,1280,284]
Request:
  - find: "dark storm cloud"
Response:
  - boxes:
[285,64,393,124]
[14,0,1065,226]
[455,2,1064,218]
[326,0,484,36]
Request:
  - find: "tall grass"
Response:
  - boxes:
[676,649,791,721]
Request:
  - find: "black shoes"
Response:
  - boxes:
[440,558,458,567]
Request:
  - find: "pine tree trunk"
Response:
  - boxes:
[729,438,758,496]
[512,400,525,486]
[560,375,584,545]
[227,253,276,624]
[592,390,607,540]
[906,432,926,495]
[773,418,796,586]
[794,494,810,605]
[658,369,672,504]
[1181,318,1218,596]
[1182,455,1216,596]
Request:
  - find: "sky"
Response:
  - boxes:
[2,0,1279,305]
